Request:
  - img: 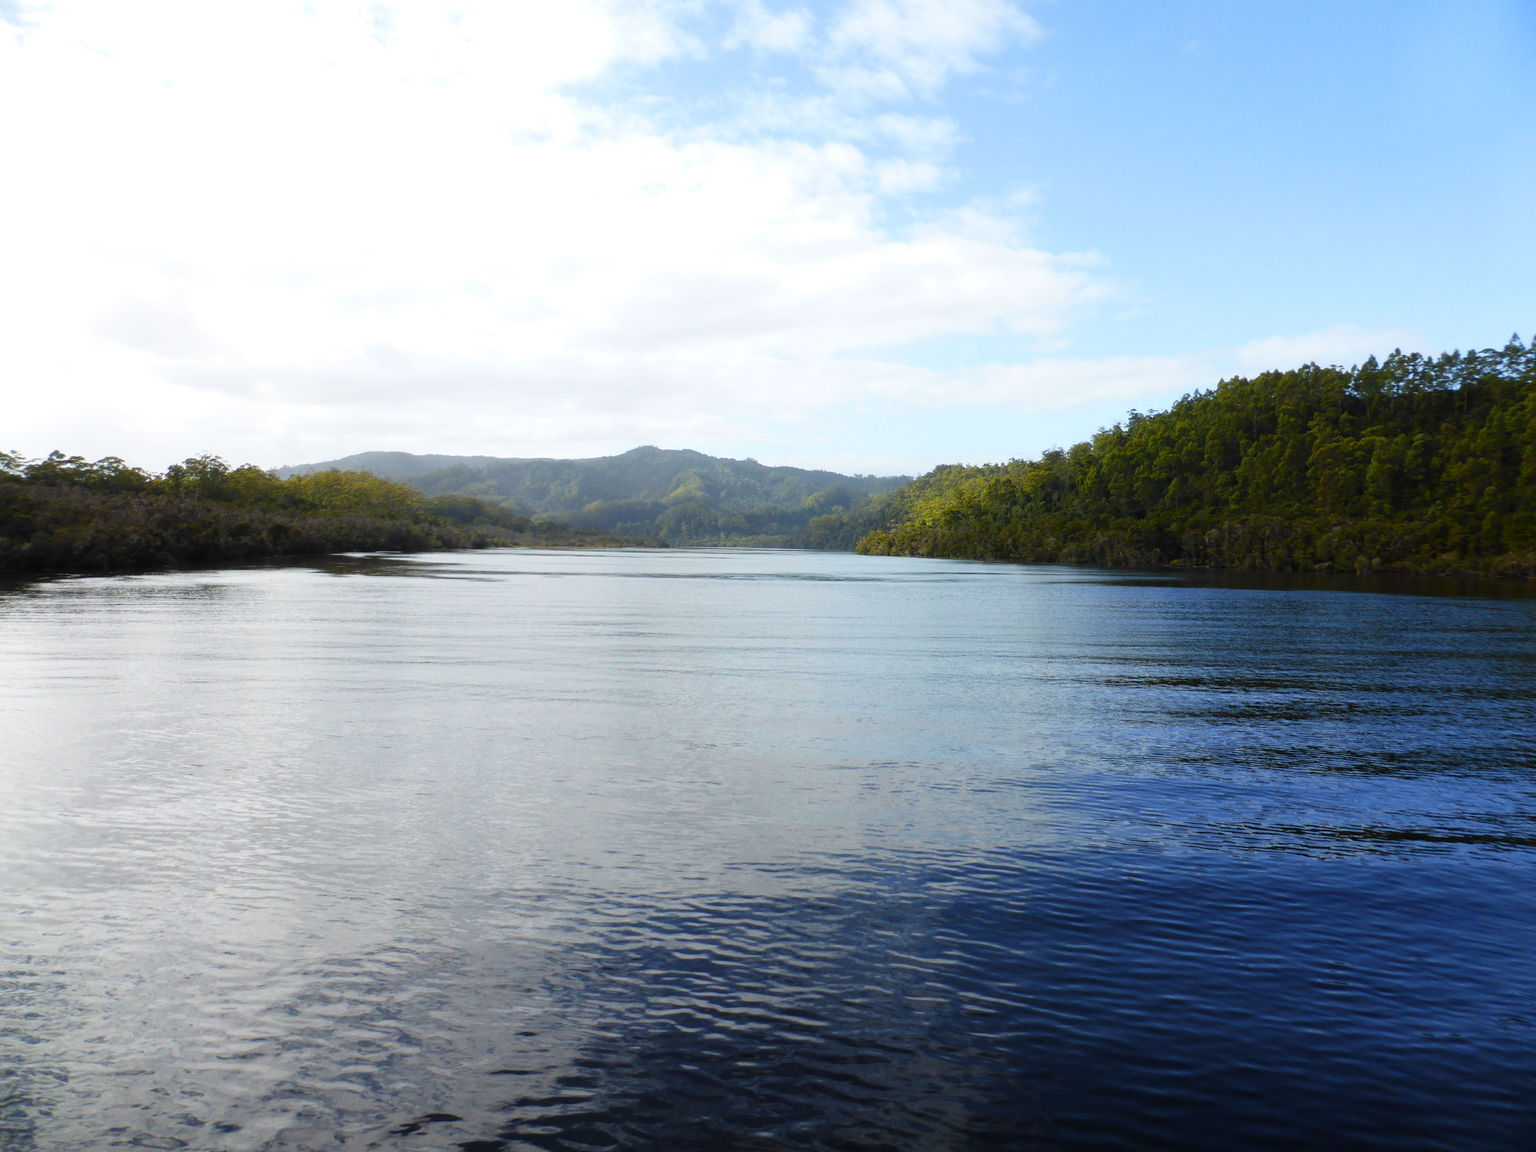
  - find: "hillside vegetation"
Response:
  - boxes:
[849,337,1536,579]
[0,452,616,576]
[282,445,909,545]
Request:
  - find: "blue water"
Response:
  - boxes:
[1,548,1534,1150]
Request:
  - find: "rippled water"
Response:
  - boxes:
[2,548,1535,1151]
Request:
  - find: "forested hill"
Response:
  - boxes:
[279,446,910,544]
[0,453,625,576]
[850,336,1536,579]
[275,450,510,480]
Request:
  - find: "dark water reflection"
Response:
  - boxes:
[1,549,1534,1151]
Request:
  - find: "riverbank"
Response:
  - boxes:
[0,482,641,578]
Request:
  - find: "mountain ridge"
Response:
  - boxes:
[276,445,911,545]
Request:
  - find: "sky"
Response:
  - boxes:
[2,1,1533,477]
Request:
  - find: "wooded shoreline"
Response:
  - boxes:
[8,336,1534,581]
[0,455,637,578]
[842,338,1536,581]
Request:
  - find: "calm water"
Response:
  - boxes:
[2,548,1535,1152]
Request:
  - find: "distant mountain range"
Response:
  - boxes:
[276,451,513,481]
[277,446,910,545]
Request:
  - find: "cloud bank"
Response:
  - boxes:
[0,1,1422,472]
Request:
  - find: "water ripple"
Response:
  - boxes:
[2,551,1535,1150]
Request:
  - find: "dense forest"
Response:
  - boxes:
[0,451,617,576]
[281,446,908,545]
[844,336,1536,579]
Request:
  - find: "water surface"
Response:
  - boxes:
[2,548,1534,1150]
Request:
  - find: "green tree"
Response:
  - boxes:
[285,470,423,518]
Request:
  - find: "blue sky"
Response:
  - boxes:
[2,0,1531,476]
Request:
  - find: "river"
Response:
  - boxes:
[1,548,1534,1150]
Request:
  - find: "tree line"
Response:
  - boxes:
[0,452,611,576]
[842,336,1536,579]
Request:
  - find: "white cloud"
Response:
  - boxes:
[8,1,1419,477]
[824,0,1040,99]
[1232,324,1423,375]
[874,157,945,195]
[2,0,1098,471]
[726,0,814,53]
[910,323,1431,417]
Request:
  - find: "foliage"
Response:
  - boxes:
[846,336,1536,579]
[8,450,154,492]
[284,469,424,518]
[421,493,535,531]
[0,452,621,576]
